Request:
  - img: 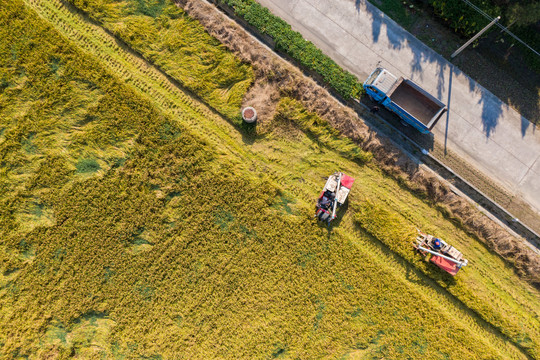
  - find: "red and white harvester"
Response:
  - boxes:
[315,172,355,224]
[414,230,468,276]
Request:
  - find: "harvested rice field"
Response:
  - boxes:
[1,0,539,359]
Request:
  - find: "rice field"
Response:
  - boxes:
[1,0,539,359]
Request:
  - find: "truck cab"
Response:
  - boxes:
[364,68,397,102]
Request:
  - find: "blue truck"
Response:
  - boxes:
[364,68,447,134]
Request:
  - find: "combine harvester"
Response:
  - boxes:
[315,172,354,225]
[414,230,469,275]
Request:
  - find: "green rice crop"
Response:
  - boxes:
[1,0,539,359]
[274,98,373,164]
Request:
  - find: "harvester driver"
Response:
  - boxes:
[433,238,442,251]
[319,191,334,210]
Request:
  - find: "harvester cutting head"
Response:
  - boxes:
[414,230,468,276]
[315,172,355,225]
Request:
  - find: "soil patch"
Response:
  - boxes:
[241,78,280,130]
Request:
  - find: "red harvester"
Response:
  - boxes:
[414,230,469,276]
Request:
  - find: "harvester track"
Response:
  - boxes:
[24,0,250,164]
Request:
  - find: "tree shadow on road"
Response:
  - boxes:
[354,0,538,139]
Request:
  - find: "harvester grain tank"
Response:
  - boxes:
[315,172,355,224]
[414,230,469,275]
[364,67,447,134]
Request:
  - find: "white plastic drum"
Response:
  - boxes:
[242,107,257,123]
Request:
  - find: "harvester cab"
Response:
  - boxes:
[315,172,355,225]
[414,230,468,276]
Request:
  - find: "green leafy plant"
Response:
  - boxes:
[219,0,363,100]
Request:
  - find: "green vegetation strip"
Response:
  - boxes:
[218,0,363,100]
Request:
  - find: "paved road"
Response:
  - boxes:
[256,0,540,214]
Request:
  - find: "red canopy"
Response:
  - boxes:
[430,255,459,276]
[341,174,355,189]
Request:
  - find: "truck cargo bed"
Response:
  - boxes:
[388,80,445,126]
